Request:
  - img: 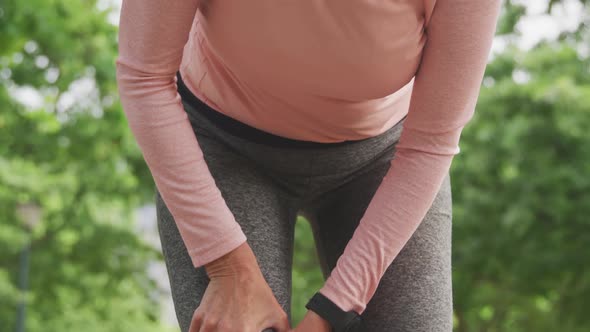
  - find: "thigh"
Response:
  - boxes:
[156,132,298,332]
[303,163,454,332]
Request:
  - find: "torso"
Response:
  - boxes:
[180,0,436,142]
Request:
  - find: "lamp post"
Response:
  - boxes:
[15,202,42,332]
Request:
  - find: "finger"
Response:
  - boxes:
[199,315,221,332]
[189,313,202,332]
[199,317,218,332]
[189,321,200,332]
[189,307,206,332]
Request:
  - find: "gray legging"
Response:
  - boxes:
[155,99,454,332]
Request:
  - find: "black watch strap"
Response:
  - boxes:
[305,292,362,332]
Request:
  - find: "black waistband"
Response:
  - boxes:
[176,72,367,148]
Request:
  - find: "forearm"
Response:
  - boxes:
[319,147,454,313]
[117,0,247,268]
[316,0,503,314]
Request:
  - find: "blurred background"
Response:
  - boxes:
[1,0,589,331]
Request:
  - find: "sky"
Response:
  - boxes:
[497,0,586,53]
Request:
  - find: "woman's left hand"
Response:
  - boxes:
[290,310,331,332]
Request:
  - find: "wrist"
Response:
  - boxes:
[306,310,333,332]
[204,242,259,278]
[305,292,362,332]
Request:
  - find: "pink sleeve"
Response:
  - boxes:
[115,0,247,268]
[318,0,502,314]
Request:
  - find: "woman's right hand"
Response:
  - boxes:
[189,242,291,332]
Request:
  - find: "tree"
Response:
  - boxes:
[2,0,589,331]
[0,1,170,330]
[450,1,590,331]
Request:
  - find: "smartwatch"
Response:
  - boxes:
[305,292,363,332]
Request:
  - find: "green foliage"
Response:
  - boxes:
[291,217,324,323]
[496,1,527,36]
[1,0,589,331]
[0,0,165,331]
[450,30,590,332]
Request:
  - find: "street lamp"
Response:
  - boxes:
[15,202,42,332]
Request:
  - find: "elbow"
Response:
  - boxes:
[115,56,179,105]
[395,124,466,158]
[396,143,461,158]
[116,57,175,89]
[115,56,142,97]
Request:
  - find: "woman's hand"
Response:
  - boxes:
[290,310,331,332]
[189,242,291,332]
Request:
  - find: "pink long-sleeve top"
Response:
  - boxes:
[116,0,501,314]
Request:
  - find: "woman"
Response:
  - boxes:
[116,1,501,331]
